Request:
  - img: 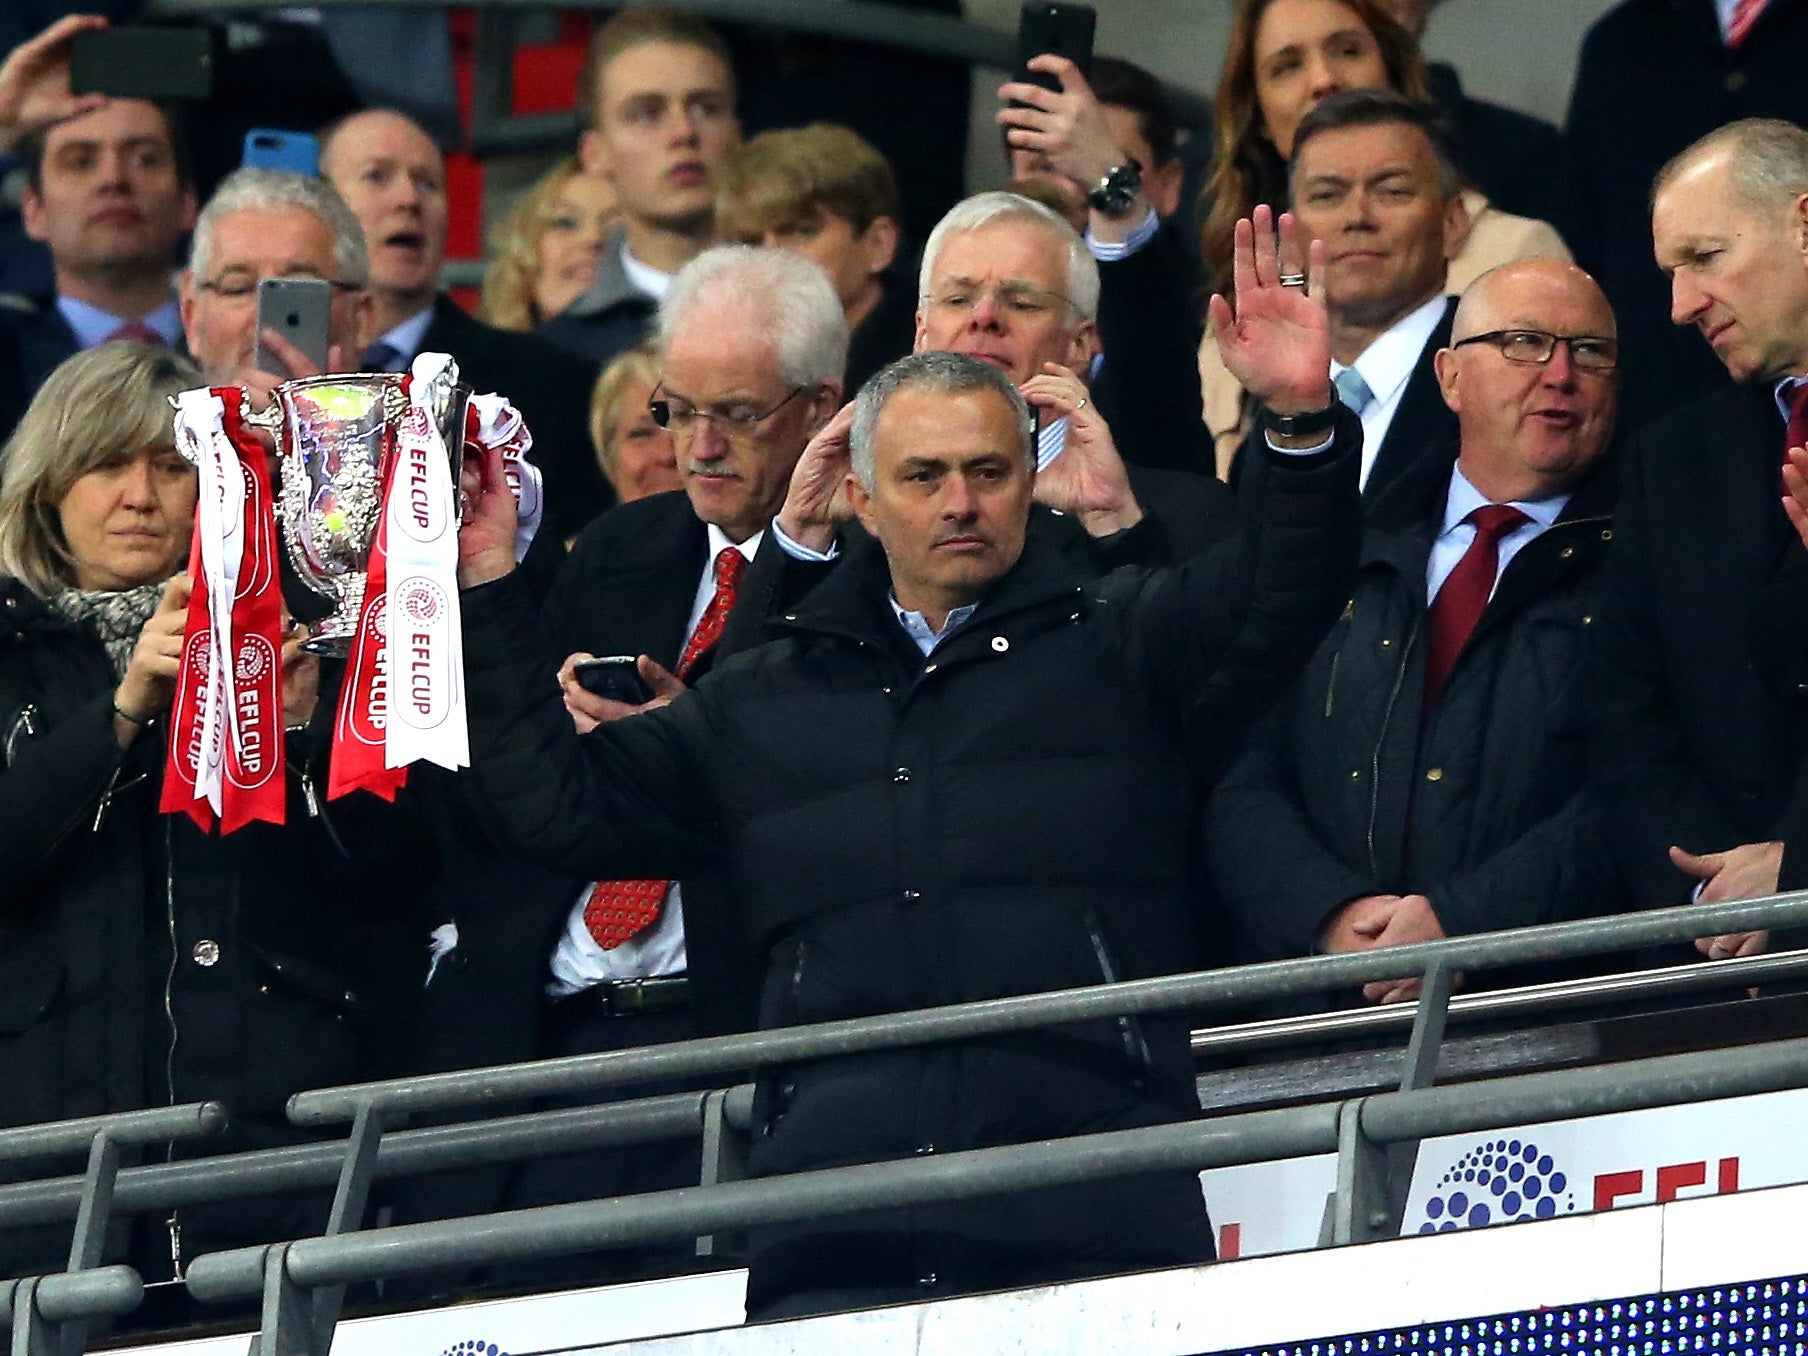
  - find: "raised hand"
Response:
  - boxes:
[776,400,857,554]
[280,616,320,730]
[1021,363,1142,536]
[0,14,110,156]
[114,574,191,747]
[1205,205,1332,416]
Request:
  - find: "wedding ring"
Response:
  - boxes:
[1279,272,1308,290]
[1075,397,1088,410]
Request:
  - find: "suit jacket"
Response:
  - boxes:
[1588,382,1808,905]
[0,300,78,442]
[1426,63,1563,226]
[1561,0,1808,427]
[418,294,611,542]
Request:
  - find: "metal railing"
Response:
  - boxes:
[5,891,1808,1355]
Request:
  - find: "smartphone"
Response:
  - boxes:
[1015,2,1095,96]
[574,656,655,706]
[254,277,331,378]
[69,27,213,102]
[243,129,319,177]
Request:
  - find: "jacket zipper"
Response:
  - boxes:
[1365,618,1420,880]
[1084,907,1152,1073]
[3,703,36,763]
[161,816,184,1279]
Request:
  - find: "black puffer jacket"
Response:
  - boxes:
[1207,456,1626,967]
[0,579,426,1277]
[460,421,1360,1309]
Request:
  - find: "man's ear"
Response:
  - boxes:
[578,129,611,181]
[19,187,47,245]
[859,216,900,277]
[1442,192,1473,264]
[178,184,199,235]
[1065,317,1100,373]
[1433,346,1461,412]
[177,269,197,334]
[1793,191,1808,258]
[847,470,875,535]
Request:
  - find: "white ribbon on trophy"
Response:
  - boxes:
[383,353,469,772]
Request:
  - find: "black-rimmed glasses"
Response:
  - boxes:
[1451,329,1619,372]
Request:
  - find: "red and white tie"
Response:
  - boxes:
[1726,0,1767,47]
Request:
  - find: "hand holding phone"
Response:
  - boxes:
[1013,2,1095,98]
[254,277,332,378]
[558,652,686,734]
[0,14,111,155]
[243,129,319,177]
[69,26,213,103]
[574,655,657,706]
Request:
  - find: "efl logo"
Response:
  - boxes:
[1418,1137,1577,1233]
[439,1342,509,1356]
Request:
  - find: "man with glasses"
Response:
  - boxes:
[1208,257,1625,1002]
[415,245,842,1283]
[179,167,373,397]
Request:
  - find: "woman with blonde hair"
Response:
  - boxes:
[587,340,679,509]
[479,156,618,332]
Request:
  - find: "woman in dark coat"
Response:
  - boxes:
[0,343,422,1283]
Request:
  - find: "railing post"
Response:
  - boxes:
[8,1278,53,1356]
[255,1245,317,1356]
[306,1104,383,1347]
[695,1085,753,1260]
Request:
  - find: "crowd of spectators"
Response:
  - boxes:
[1,0,1808,1328]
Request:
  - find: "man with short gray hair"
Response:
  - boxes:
[453,215,1363,1317]
[1591,117,1808,961]
[178,167,374,404]
[418,245,844,1274]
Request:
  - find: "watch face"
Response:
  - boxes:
[1089,161,1142,214]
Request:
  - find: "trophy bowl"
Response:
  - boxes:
[250,368,469,656]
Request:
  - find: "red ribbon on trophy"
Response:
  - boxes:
[329,432,408,803]
[161,387,287,832]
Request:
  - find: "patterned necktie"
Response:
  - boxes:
[583,546,748,950]
[1726,0,1767,46]
[1424,504,1530,705]
[1334,366,1376,416]
[103,322,164,346]
[1786,381,1808,457]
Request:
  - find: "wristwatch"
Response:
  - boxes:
[1260,403,1338,439]
[1087,158,1143,216]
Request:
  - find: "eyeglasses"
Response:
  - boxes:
[1451,329,1619,372]
[194,276,364,302]
[922,283,1076,319]
[648,384,806,440]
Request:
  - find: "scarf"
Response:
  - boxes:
[46,580,166,680]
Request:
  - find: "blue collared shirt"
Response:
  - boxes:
[367,305,437,370]
[56,294,181,350]
[892,595,978,654]
[1776,373,1807,426]
[1426,464,1570,605]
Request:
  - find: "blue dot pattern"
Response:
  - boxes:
[1212,1276,1808,1356]
[1416,1138,1575,1234]
[441,1342,507,1356]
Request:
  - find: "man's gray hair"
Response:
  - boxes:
[1653,118,1808,213]
[919,191,1100,322]
[849,350,1035,492]
[658,244,849,388]
[189,168,370,285]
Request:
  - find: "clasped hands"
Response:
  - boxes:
[1319,892,1450,1005]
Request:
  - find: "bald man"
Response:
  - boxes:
[319,108,611,541]
[1208,258,1625,1004]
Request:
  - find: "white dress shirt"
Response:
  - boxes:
[1333,293,1449,491]
[620,244,675,301]
[56,294,182,349]
[1776,373,1807,425]
[1426,464,1570,605]
[546,525,764,996]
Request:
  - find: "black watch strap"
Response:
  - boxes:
[1260,403,1338,439]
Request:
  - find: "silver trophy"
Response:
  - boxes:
[244,366,468,655]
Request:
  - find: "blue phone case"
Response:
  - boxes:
[242,130,319,177]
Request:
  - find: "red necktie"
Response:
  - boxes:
[1786,381,1808,456]
[1424,505,1530,705]
[1726,0,1767,46]
[103,322,165,346]
[583,546,747,949]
